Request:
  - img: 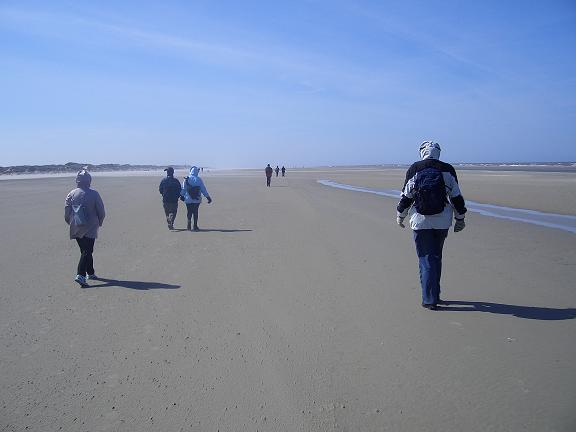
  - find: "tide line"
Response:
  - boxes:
[318,179,576,234]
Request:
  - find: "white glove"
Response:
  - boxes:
[454,218,465,232]
[397,216,405,228]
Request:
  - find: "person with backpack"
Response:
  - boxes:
[159,167,181,230]
[180,166,212,231]
[265,164,273,187]
[396,141,467,310]
[64,168,106,287]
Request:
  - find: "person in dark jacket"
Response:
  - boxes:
[159,167,182,230]
[275,166,280,177]
[281,166,286,177]
[65,168,106,287]
[396,141,467,310]
[265,164,273,187]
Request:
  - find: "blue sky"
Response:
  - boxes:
[1,0,575,167]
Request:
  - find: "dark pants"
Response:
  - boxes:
[76,237,96,276]
[413,229,449,305]
[266,176,271,187]
[186,203,200,228]
[163,201,178,226]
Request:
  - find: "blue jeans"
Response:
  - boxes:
[413,229,449,305]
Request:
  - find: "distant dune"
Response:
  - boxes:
[1,161,575,177]
[0,162,187,176]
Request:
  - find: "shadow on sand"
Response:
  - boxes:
[437,301,576,320]
[171,229,252,233]
[85,278,180,290]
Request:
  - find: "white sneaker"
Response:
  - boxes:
[75,274,88,287]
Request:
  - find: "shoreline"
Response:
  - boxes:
[2,164,576,181]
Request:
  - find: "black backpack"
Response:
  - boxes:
[413,167,447,215]
[185,178,201,200]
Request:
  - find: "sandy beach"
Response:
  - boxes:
[1,168,575,431]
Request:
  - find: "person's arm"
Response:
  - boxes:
[443,166,467,232]
[397,170,416,214]
[445,167,467,218]
[180,178,187,201]
[396,165,416,227]
[64,193,73,224]
[173,179,182,199]
[159,178,165,195]
[95,191,106,226]
[200,180,212,203]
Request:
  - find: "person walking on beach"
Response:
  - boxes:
[275,166,280,177]
[64,168,106,287]
[396,141,467,310]
[159,167,181,230]
[281,166,286,177]
[181,166,212,231]
[265,164,273,187]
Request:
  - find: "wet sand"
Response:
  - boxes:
[1,169,575,431]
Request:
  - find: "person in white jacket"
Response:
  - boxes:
[396,141,467,310]
[180,166,212,231]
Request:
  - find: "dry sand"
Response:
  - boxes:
[1,168,575,431]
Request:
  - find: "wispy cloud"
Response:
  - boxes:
[339,1,500,78]
[0,7,418,98]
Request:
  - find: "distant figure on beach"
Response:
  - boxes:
[159,167,181,230]
[281,166,286,177]
[181,166,212,231]
[396,141,467,310]
[64,168,106,288]
[275,166,280,177]
[265,164,273,187]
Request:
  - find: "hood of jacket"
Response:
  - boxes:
[186,166,202,186]
[76,168,92,187]
[419,141,441,160]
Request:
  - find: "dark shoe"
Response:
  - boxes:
[422,303,437,310]
[187,221,191,231]
[193,226,200,232]
[437,299,449,305]
[75,274,89,288]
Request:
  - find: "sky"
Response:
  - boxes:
[1,0,575,167]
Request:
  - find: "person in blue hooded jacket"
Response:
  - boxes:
[180,166,212,231]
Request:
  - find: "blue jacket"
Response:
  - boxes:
[181,167,211,204]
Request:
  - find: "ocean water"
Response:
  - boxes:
[318,180,576,234]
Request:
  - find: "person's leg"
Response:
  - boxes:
[163,202,172,227]
[84,237,96,276]
[433,229,449,303]
[192,203,200,230]
[165,202,177,229]
[76,238,87,276]
[171,202,178,227]
[413,229,438,306]
[186,203,193,230]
